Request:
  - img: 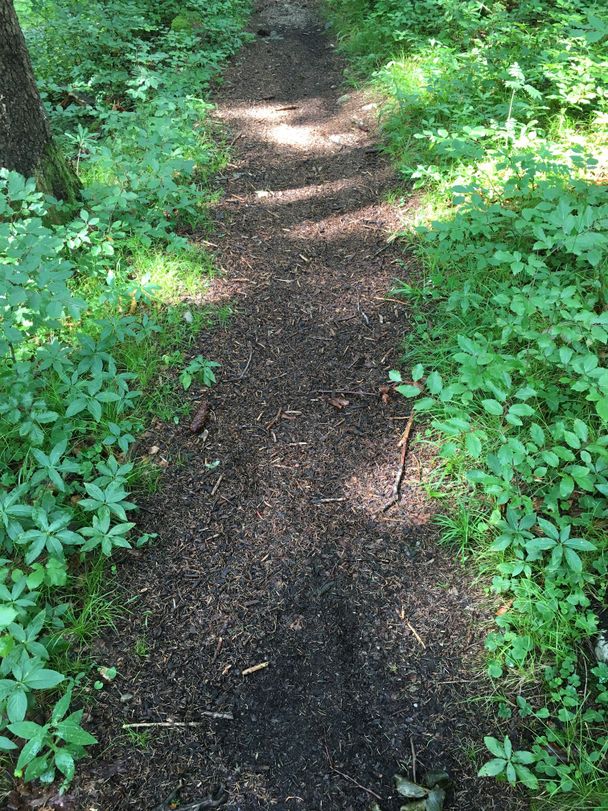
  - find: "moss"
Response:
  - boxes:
[36,139,81,201]
[34,138,81,219]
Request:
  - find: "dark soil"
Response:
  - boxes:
[44,2,526,809]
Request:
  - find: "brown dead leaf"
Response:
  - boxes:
[328,396,349,409]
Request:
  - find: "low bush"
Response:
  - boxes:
[0,0,250,791]
[326,0,608,804]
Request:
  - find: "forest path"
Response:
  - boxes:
[77,2,518,809]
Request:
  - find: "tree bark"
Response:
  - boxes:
[0,0,80,202]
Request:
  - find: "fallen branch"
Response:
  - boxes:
[372,295,408,306]
[382,413,414,512]
[123,713,233,729]
[314,389,377,397]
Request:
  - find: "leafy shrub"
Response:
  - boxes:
[0,0,249,791]
[327,0,608,802]
[0,170,149,782]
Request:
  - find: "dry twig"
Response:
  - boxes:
[241,661,269,676]
[381,413,414,512]
[123,713,233,728]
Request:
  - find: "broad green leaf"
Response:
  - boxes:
[465,432,482,458]
[55,721,97,746]
[8,721,44,740]
[506,761,517,785]
[513,764,538,790]
[15,735,44,771]
[596,398,608,421]
[426,371,443,394]
[0,736,18,751]
[481,399,503,416]
[478,758,506,777]
[7,690,28,723]
[51,689,72,723]
[565,538,596,551]
[54,748,75,782]
[24,668,65,690]
[0,606,17,628]
[537,518,559,540]
[395,775,427,798]
[411,364,424,381]
[508,404,534,417]
[530,423,545,446]
[564,547,583,573]
[483,736,505,758]
[396,384,421,398]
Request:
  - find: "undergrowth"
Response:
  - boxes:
[326,0,608,806]
[0,0,249,792]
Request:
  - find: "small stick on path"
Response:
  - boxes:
[241,660,269,676]
[406,619,426,649]
[382,413,414,512]
[314,389,377,397]
[227,345,253,382]
[324,744,382,801]
[211,474,224,497]
[410,735,417,784]
[123,713,233,728]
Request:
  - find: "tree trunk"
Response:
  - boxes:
[0,0,80,202]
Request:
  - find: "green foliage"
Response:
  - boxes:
[327,0,608,803]
[0,0,249,792]
[179,355,220,391]
[479,735,538,790]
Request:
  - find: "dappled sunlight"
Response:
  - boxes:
[227,175,363,205]
[267,122,323,150]
[218,101,301,123]
[344,457,431,527]
[283,201,397,241]
[216,87,376,156]
[130,248,215,305]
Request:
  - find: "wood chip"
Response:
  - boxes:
[241,661,269,676]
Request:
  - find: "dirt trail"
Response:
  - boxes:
[74,2,520,809]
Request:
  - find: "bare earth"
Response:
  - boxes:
[50,1,527,809]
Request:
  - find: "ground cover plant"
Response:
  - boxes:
[0,0,249,793]
[326,0,608,806]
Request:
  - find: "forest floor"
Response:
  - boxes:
[69,1,525,809]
